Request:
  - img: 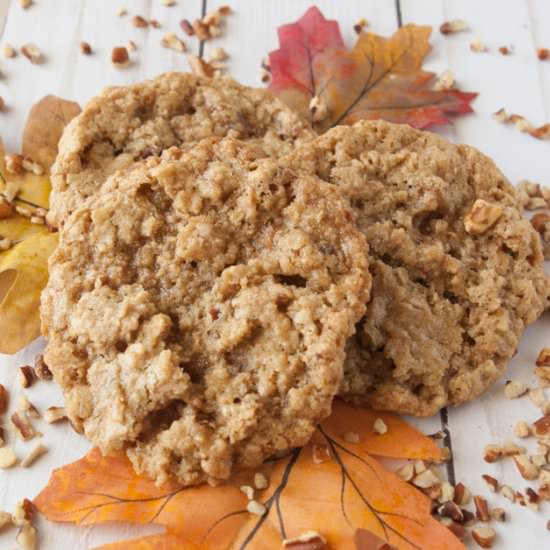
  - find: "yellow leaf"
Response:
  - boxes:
[0,230,58,354]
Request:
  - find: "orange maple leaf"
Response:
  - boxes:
[269,7,477,133]
[34,401,463,550]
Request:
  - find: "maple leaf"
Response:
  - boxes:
[34,401,463,550]
[0,96,78,353]
[268,6,477,133]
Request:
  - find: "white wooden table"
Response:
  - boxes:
[1,1,550,548]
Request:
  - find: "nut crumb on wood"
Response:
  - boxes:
[188,54,214,77]
[0,447,17,468]
[34,354,52,380]
[470,39,488,53]
[19,394,40,418]
[1,43,16,58]
[0,384,8,414]
[16,521,37,550]
[116,6,127,17]
[19,365,35,388]
[80,41,92,55]
[538,48,549,60]
[503,379,527,399]
[529,387,546,407]
[21,43,42,63]
[472,526,496,548]
[439,19,468,35]
[11,411,37,440]
[161,33,186,52]
[111,46,129,67]
[132,15,148,28]
[481,474,499,492]
[514,420,531,438]
[19,0,32,9]
[44,406,67,424]
[21,443,48,467]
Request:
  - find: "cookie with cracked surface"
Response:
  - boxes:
[282,120,550,416]
[48,72,315,227]
[41,138,371,485]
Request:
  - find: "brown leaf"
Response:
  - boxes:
[22,95,80,170]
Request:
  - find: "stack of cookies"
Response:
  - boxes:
[40,73,550,487]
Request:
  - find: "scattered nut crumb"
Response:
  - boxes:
[209,46,229,62]
[472,525,496,548]
[34,355,52,380]
[149,19,161,28]
[188,55,214,77]
[0,510,12,531]
[246,499,266,516]
[529,387,546,407]
[44,406,67,424]
[22,156,43,175]
[498,45,512,55]
[19,394,40,418]
[490,507,505,522]
[116,6,127,17]
[470,39,488,52]
[412,468,440,489]
[161,0,176,5]
[127,40,137,52]
[11,411,37,440]
[16,521,37,550]
[473,494,490,522]
[283,531,327,548]
[19,0,32,9]
[514,420,531,438]
[20,43,42,63]
[0,384,8,414]
[503,379,527,399]
[373,418,388,435]
[5,153,24,175]
[254,472,268,490]
[180,19,194,36]
[434,69,455,91]
[439,19,469,35]
[161,33,186,52]
[132,15,148,28]
[80,41,92,55]
[396,463,414,482]
[21,443,48,468]
[1,43,16,58]
[239,485,254,500]
[537,48,549,61]
[111,46,129,68]
[453,482,471,505]
[353,17,368,34]
[0,447,17,469]
[481,474,499,492]
[18,366,35,388]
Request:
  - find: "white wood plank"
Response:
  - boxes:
[0,0,203,153]
[400,1,550,547]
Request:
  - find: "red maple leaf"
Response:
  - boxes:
[268,6,477,132]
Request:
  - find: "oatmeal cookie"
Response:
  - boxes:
[48,72,315,227]
[41,138,371,485]
[283,120,550,416]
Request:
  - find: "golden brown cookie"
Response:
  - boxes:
[49,72,315,227]
[283,120,550,416]
[41,138,371,485]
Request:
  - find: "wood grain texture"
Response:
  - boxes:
[400,1,550,546]
[0,0,549,548]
